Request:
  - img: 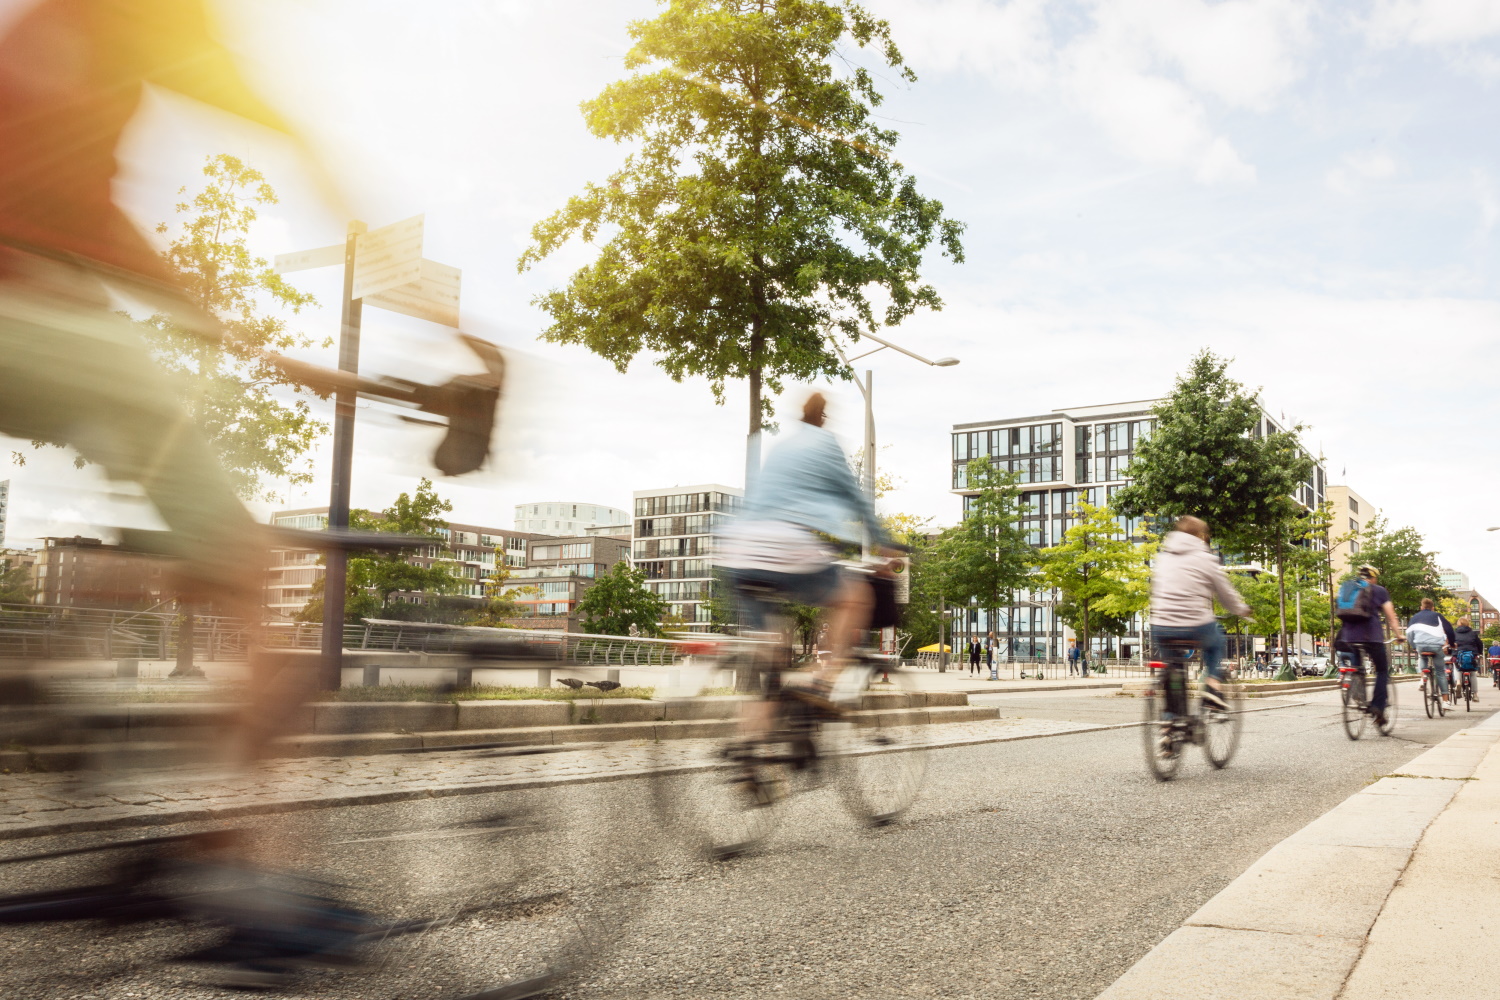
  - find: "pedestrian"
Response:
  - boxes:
[1067,640,1080,676]
[968,638,981,677]
[986,632,998,681]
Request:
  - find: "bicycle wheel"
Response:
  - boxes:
[1422,675,1435,719]
[825,664,929,827]
[1141,671,1182,781]
[1341,673,1367,740]
[1377,676,1398,736]
[1464,676,1473,712]
[1201,673,1244,769]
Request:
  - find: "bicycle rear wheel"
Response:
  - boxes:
[1464,676,1473,712]
[1201,674,1244,769]
[1341,674,1367,740]
[1141,671,1182,781]
[1422,676,1435,719]
[825,664,929,827]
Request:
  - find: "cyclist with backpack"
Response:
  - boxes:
[1452,616,1483,704]
[1334,565,1404,727]
[1148,515,1250,712]
[1406,597,1456,704]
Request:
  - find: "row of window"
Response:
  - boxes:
[640,558,712,580]
[634,536,712,559]
[634,513,720,538]
[953,423,1063,462]
[530,542,592,562]
[648,580,705,601]
[634,492,741,517]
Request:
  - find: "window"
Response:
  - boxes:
[1350,540,1360,554]
[1348,497,1359,514]
[1349,518,1358,533]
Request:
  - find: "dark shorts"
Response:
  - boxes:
[727,565,844,631]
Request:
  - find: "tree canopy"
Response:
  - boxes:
[577,562,669,637]
[0,558,32,605]
[1349,514,1443,618]
[1034,503,1153,658]
[929,459,1032,622]
[518,0,964,436]
[1113,350,1314,556]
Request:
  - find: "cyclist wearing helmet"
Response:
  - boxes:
[1452,616,1483,704]
[1335,565,1403,727]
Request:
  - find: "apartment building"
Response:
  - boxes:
[1440,568,1471,593]
[32,536,166,610]
[632,484,742,628]
[499,535,631,618]
[264,507,542,619]
[513,501,628,536]
[1453,590,1498,633]
[951,398,1326,659]
[1325,485,1374,580]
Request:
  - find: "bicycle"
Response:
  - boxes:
[653,643,929,861]
[1141,636,1244,782]
[1460,666,1476,712]
[1339,643,1399,740]
[1420,659,1446,719]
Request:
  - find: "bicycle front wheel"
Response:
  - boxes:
[1377,676,1398,736]
[1202,675,1244,769]
[1341,674,1367,740]
[825,665,929,827]
[1142,672,1182,781]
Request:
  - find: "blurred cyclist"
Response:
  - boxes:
[1148,515,1250,711]
[1406,597,1455,704]
[1452,615,1483,704]
[718,391,897,706]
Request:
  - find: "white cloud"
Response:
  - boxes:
[871,0,1302,185]
[1364,0,1500,47]
[1325,149,1398,194]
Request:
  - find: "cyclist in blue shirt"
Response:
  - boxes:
[1335,566,1404,727]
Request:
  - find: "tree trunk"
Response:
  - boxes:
[1082,598,1090,679]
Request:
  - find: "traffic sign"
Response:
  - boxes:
[352,215,424,299]
[366,259,461,327]
[273,244,343,274]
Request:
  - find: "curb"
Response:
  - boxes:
[1095,709,1500,1000]
[0,700,1307,845]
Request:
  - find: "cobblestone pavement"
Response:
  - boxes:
[0,715,1120,841]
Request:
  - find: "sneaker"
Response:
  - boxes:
[781,674,840,715]
[1374,710,1387,728]
[1201,688,1229,712]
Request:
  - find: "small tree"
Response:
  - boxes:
[1438,596,1469,625]
[577,562,669,637]
[0,558,32,604]
[1483,624,1500,646]
[1034,503,1152,665]
[1353,514,1443,618]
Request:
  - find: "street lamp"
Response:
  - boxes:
[829,332,961,502]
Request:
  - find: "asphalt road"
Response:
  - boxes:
[0,686,1487,1000]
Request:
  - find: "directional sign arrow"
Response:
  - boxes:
[365,259,461,327]
[273,244,343,274]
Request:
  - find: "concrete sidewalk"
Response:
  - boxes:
[904,670,1128,694]
[1096,710,1500,1000]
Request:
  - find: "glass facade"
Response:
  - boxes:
[633,488,741,630]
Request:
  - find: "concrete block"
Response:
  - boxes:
[850,708,926,728]
[658,696,750,721]
[416,727,556,749]
[269,732,422,758]
[570,699,663,724]
[918,691,968,707]
[311,702,458,735]
[554,720,659,744]
[1097,925,1361,1000]
[653,719,737,740]
[455,700,569,730]
[1185,841,1408,940]
[859,691,913,711]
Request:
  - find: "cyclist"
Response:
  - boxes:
[1148,515,1250,713]
[1452,616,1483,704]
[1490,638,1500,689]
[718,391,898,706]
[1334,566,1403,727]
[1406,597,1455,704]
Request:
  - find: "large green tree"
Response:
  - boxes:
[518,0,964,439]
[1113,350,1314,556]
[1351,514,1443,618]
[0,558,32,605]
[577,562,670,637]
[1034,503,1153,664]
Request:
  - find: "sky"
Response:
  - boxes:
[4,0,1500,595]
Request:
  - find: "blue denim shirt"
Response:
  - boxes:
[736,422,889,547]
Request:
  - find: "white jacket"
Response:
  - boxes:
[1149,530,1251,627]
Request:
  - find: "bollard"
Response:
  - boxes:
[607,669,620,685]
[362,665,381,687]
[667,669,680,688]
[536,667,552,688]
[115,658,139,683]
[454,667,473,689]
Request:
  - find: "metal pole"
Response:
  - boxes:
[320,220,367,691]
[863,370,875,500]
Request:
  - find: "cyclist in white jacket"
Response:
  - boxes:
[1150,516,1251,710]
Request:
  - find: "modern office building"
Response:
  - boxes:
[1440,568,1471,593]
[513,501,628,537]
[0,480,8,547]
[1325,485,1373,580]
[632,484,742,628]
[264,507,543,619]
[951,399,1326,659]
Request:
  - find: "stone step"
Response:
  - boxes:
[0,703,999,771]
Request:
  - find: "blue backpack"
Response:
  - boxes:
[1335,578,1376,622]
[1461,649,1476,670]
